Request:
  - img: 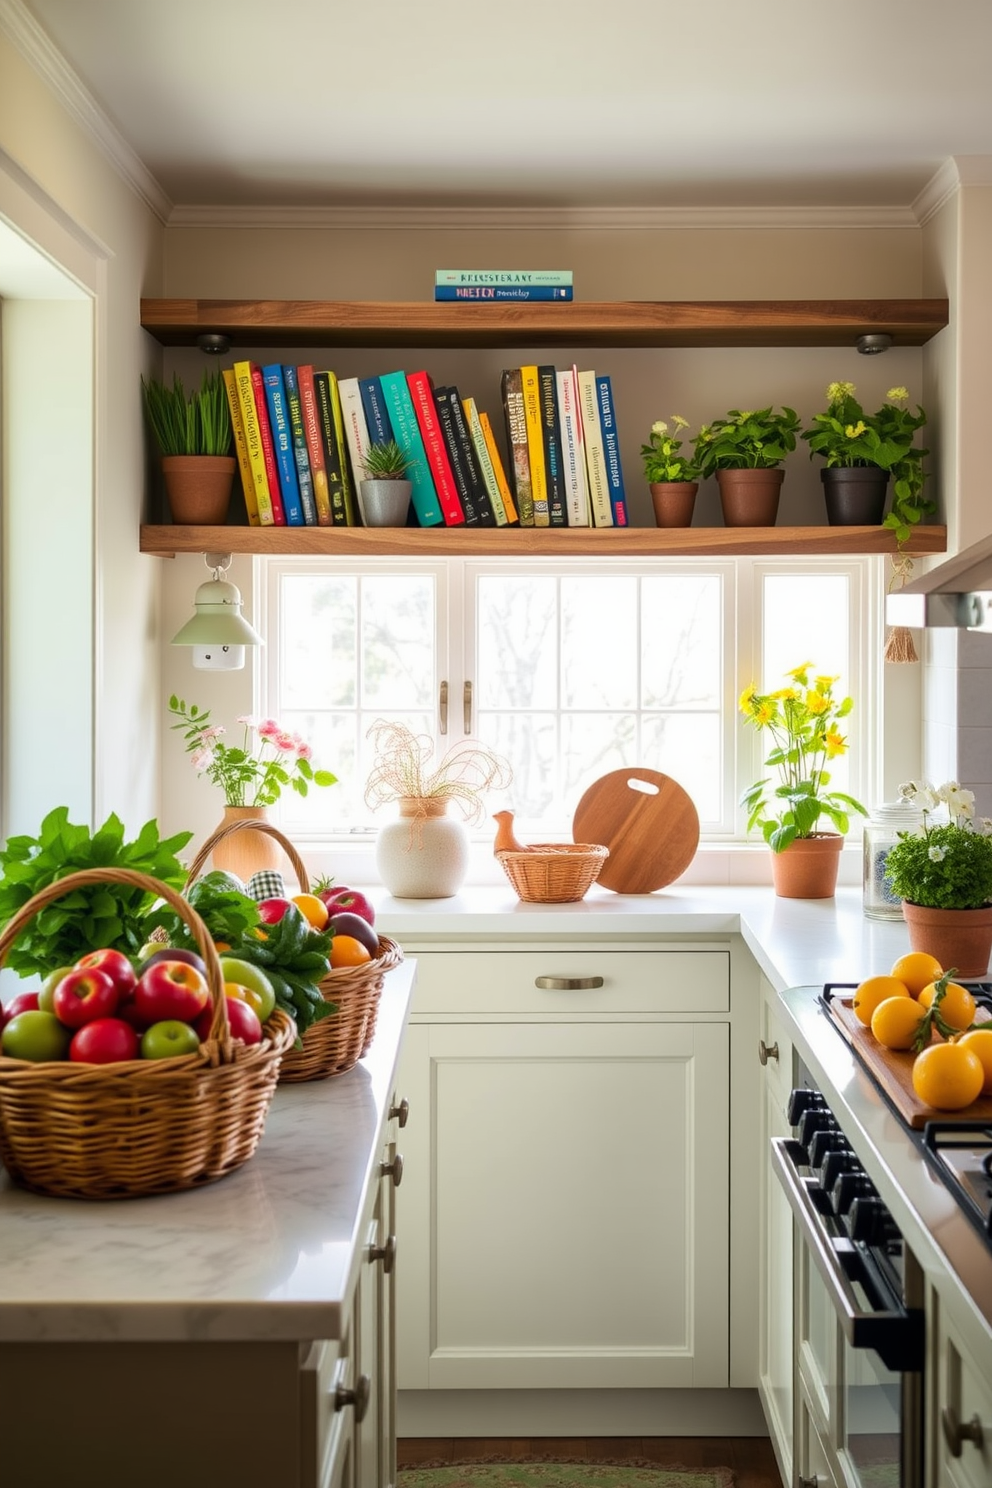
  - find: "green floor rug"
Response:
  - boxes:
[398,1463,733,1488]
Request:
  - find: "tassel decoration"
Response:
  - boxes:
[883,555,920,664]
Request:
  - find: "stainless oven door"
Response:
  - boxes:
[771,1136,925,1488]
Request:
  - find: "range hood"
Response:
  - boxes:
[886,532,992,632]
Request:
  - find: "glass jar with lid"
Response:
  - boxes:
[862,799,926,919]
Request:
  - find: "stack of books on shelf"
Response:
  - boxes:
[219,356,624,530]
[433,268,573,302]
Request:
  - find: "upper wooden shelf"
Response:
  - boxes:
[140,524,948,559]
[139,298,949,351]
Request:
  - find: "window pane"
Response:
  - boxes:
[642,576,721,707]
[361,574,435,709]
[561,576,637,708]
[280,574,356,709]
[477,575,557,708]
[642,713,722,823]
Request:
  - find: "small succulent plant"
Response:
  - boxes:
[361,440,412,481]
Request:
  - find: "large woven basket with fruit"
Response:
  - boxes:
[186,819,403,1082]
[0,868,296,1200]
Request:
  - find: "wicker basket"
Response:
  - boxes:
[0,868,296,1200]
[186,819,404,1081]
[497,842,609,903]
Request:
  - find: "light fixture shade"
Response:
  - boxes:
[171,577,264,649]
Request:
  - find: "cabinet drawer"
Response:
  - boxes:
[409,949,729,1015]
[299,1335,349,1488]
[934,1304,992,1488]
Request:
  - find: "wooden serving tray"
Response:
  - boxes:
[826,992,992,1129]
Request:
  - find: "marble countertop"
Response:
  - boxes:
[0,959,416,1344]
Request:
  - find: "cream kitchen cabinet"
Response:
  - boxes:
[756,973,796,1486]
[929,1286,992,1488]
[396,946,731,1393]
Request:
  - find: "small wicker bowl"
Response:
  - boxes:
[497,843,609,904]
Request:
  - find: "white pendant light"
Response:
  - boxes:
[171,552,263,670]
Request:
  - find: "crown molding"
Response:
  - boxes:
[165,202,920,232]
[913,155,992,224]
[0,0,173,223]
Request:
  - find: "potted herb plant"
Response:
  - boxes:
[800,382,931,540]
[640,415,703,527]
[739,663,867,897]
[141,369,235,524]
[692,405,801,526]
[364,719,511,897]
[359,440,414,527]
[884,781,992,976]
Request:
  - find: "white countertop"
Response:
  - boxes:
[0,959,416,1344]
[377,882,919,993]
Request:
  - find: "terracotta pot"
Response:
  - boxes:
[649,481,698,528]
[770,832,844,899]
[210,806,283,882]
[161,454,236,525]
[821,466,890,526]
[716,468,784,526]
[900,901,992,979]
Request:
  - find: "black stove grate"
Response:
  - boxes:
[922,1123,992,1244]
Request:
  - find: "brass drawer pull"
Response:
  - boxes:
[380,1153,404,1187]
[535,975,605,990]
[942,1406,984,1457]
[334,1373,371,1423]
[370,1234,397,1274]
[389,1097,410,1128]
[758,1039,780,1065]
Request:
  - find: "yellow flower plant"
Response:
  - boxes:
[739,663,867,853]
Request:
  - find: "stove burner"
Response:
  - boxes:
[923,1124,992,1243]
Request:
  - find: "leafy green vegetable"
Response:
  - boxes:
[0,808,193,978]
[225,904,335,1037]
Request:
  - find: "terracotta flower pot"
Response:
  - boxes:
[821,466,890,526]
[162,454,236,525]
[210,806,283,882]
[649,481,698,528]
[770,832,844,899]
[716,468,784,526]
[900,901,992,979]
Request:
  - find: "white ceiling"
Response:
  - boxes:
[15,0,992,211]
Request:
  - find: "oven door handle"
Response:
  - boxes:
[771,1136,924,1372]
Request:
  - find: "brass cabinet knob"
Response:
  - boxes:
[942,1406,985,1457]
[380,1153,404,1187]
[334,1372,371,1424]
[534,975,605,990]
[758,1039,780,1066]
[798,1477,820,1488]
[370,1234,397,1274]
[389,1097,410,1128]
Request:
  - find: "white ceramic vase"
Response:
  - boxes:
[375,797,470,898]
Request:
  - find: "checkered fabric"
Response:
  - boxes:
[246,869,286,902]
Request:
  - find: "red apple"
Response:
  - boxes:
[53,967,119,1028]
[320,887,375,927]
[193,994,261,1046]
[257,897,294,925]
[74,948,137,1002]
[137,946,207,981]
[133,959,210,1026]
[69,1017,139,1064]
[326,910,379,956]
[3,990,40,1021]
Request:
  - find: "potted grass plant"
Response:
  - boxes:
[141,370,235,524]
[692,405,801,526]
[359,440,414,527]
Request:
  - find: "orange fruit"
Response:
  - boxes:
[214,940,231,953]
[292,893,330,930]
[889,951,944,998]
[957,1027,992,1094]
[918,979,977,1033]
[912,1041,985,1110]
[329,934,372,969]
[870,996,929,1051]
[852,974,912,1026]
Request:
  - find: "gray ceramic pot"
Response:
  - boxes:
[360,479,412,527]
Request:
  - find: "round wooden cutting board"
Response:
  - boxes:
[571,767,700,894]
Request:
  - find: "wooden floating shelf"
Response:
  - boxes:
[140,524,948,560]
[140,298,949,351]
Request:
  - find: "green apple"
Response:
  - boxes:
[140,1020,201,1060]
[218,957,276,1022]
[2,1010,72,1062]
[38,966,76,1013]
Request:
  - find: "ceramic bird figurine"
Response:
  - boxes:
[493,810,530,854]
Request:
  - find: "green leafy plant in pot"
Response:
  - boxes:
[739,663,867,897]
[640,415,703,527]
[800,382,931,540]
[141,369,235,525]
[359,440,414,527]
[883,781,992,977]
[692,405,801,526]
